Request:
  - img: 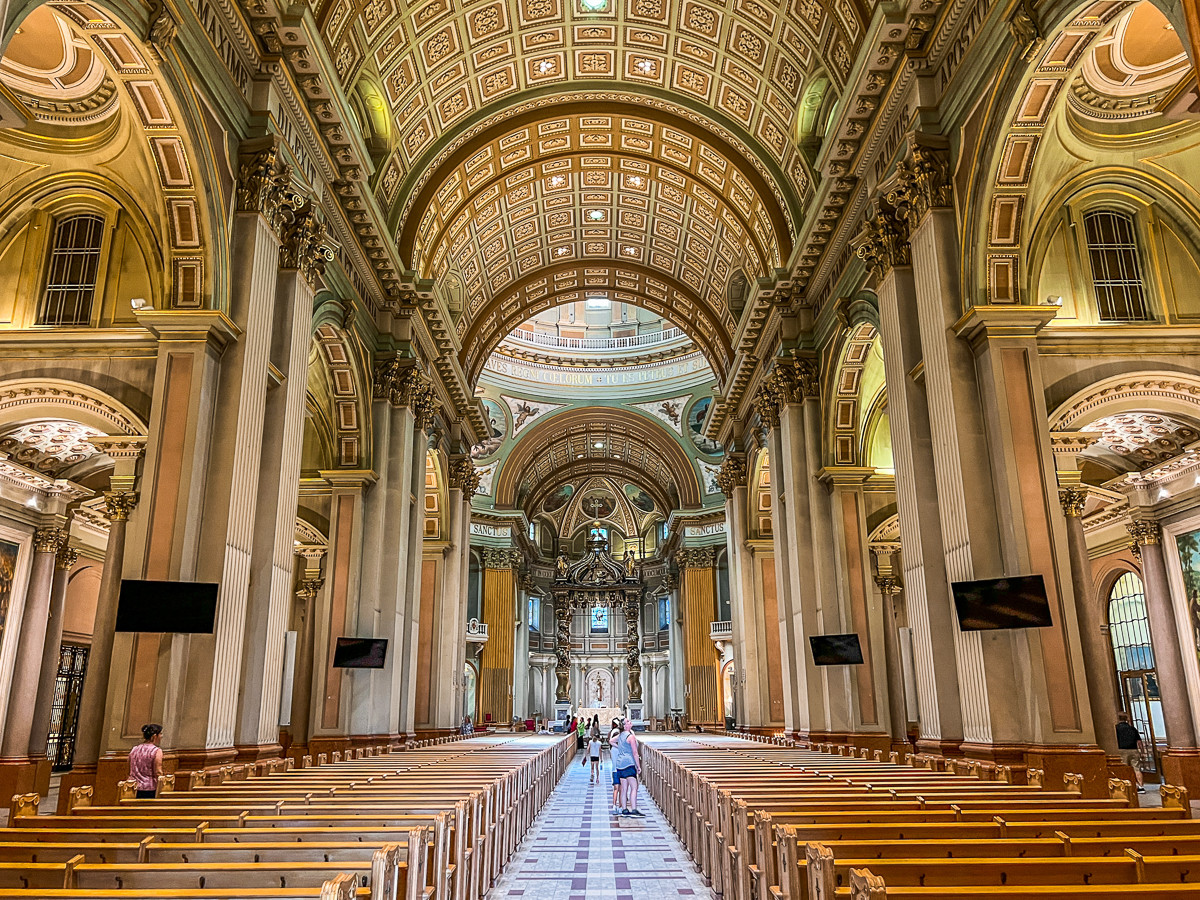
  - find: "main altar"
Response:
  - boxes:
[550,526,644,716]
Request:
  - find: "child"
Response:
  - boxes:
[588,733,602,783]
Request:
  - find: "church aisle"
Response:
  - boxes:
[489,745,715,900]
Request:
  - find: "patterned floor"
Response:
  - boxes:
[490,745,715,900]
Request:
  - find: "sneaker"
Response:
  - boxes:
[611,805,620,815]
[629,809,646,817]
[1137,786,1146,793]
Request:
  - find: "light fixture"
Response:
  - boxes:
[556,247,569,256]
[580,0,608,10]
[537,59,555,74]
[593,441,604,448]
[626,175,644,187]
[635,59,655,74]
[588,210,604,221]
[549,175,565,187]
[623,246,637,255]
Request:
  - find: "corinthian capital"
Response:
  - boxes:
[715,455,747,497]
[103,490,139,522]
[889,141,953,231]
[372,359,437,431]
[1127,519,1161,546]
[1058,486,1088,518]
[279,199,335,286]
[449,457,480,498]
[752,380,781,428]
[675,546,715,569]
[482,548,523,570]
[33,526,67,555]
[854,200,910,280]
[236,143,293,234]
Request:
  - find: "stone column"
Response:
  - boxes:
[720,454,768,726]
[70,490,138,772]
[677,547,720,725]
[479,549,521,726]
[28,543,79,762]
[859,219,963,752]
[288,551,325,759]
[1129,519,1200,793]
[236,201,330,760]
[1058,485,1120,757]
[0,525,68,801]
[397,396,435,739]
[871,547,910,754]
[428,459,476,728]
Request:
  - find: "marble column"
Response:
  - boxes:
[1129,520,1199,760]
[1,526,68,760]
[71,490,138,770]
[429,461,474,729]
[28,543,79,760]
[479,549,520,726]
[397,409,433,739]
[666,579,685,716]
[872,548,911,754]
[1058,486,1120,757]
[288,551,325,758]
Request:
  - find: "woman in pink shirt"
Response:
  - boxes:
[128,724,163,799]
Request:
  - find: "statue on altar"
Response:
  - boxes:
[623,549,637,579]
[555,553,569,580]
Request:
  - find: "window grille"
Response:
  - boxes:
[39,214,105,326]
[1109,571,1155,674]
[1084,210,1151,322]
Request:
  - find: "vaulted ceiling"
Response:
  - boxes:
[314,0,869,383]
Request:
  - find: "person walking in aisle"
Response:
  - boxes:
[129,723,164,799]
[611,719,643,816]
[587,731,602,783]
[1116,711,1147,792]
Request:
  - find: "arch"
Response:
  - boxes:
[492,406,703,510]
[0,377,145,434]
[748,446,772,540]
[309,311,372,470]
[1048,370,1200,431]
[2,0,219,312]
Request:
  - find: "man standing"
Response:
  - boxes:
[1116,711,1147,792]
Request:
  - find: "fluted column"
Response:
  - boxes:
[72,490,138,769]
[429,460,475,728]
[2,526,68,759]
[28,543,79,759]
[861,223,963,750]
[677,547,720,724]
[479,549,521,726]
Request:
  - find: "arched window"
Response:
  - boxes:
[39,214,105,326]
[1108,571,1164,763]
[1083,210,1151,322]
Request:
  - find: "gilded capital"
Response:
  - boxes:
[33,526,67,555]
[752,380,781,428]
[675,546,715,569]
[1127,519,1161,546]
[888,142,953,230]
[449,457,481,498]
[55,544,79,570]
[482,547,523,570]
[296,575,324,603]
[1058,486,1088,518]
[715,455,747,497]
[874,573,903,595]
[104,490,139,521]
[236,144,293,234]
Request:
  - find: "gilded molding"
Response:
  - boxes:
[103,490,139,522]
[372,360,439,430]
[55,544,79,570]
[675,546,715,569]
[1058,486,1088,518]
[715,455,747,497]
[752,380,781,428]
[874,573,903,595]
[854,200,910,280]
[33,526,67,555]
[482,548,523,570]
[888,143,953,231]
[296,575,324,602]
[1127,519,1161,546]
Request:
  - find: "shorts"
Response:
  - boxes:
[1119,749,1141,769]
[612,770,620,786]
[590,756,600,762]
[616,765,638,780]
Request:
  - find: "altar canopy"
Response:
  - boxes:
[551,527,644,704]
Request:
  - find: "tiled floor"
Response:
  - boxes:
[490,748,715,900]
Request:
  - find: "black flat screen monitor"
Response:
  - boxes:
[951,574,1053,631]
[809,633,864,666]
[115,580,218,633]
[333,637,388,668]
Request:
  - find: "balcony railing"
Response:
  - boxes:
[710,620,733,640]
[466,619,489,643]
[505,326,686,352]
